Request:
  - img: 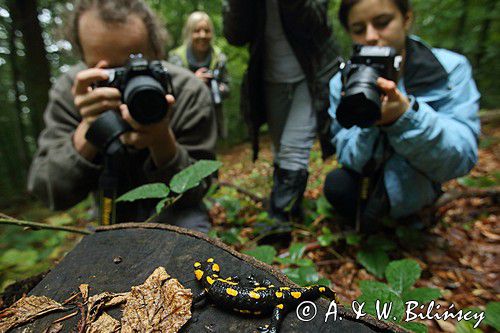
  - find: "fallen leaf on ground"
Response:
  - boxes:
[86,312,120,333]
[121,267,192,333]
[0,295,65,332]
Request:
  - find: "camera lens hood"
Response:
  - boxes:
[123,76,168,124]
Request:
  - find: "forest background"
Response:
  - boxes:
[0,1,499,332]
[0,0,498,203]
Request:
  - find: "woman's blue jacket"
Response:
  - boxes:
[328,36,481,218]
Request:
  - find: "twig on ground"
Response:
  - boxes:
[434,187,500,208]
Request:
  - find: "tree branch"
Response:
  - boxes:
[0,217,93,235]
[217,181,265,204]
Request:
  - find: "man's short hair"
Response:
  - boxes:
[67,0,170,58]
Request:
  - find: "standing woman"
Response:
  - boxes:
[169,11,230,138]
[324,0,480,231]
[223,1,341,232]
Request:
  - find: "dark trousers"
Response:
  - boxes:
[324,168,390,229]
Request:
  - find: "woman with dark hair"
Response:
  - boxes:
[324,0,480,231]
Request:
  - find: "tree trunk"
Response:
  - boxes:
[453,0,469,53]
[7,20,31,172]
[475,0,497,67]
[7,0,51,139]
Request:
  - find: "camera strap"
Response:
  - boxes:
[355,132,392,232]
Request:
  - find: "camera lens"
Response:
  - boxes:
[336,65,382,128]
[123,76,168,124]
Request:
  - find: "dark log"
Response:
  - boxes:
[12,223,406,332]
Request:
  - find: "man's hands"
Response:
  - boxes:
[72,62,177,167]
[375,77,410,126]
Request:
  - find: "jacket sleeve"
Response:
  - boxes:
[381,56,480,183]
[142,77,217,207]
[280,0,330,38]
[222,0,256,46]
[329,73,381,173]
[27,71,102,210]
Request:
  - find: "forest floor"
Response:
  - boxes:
[0,120,498,333]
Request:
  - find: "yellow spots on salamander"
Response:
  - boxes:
[217,278,238,286]
[275,291,283,298]
[206,276,215,285]
[194,262,201,268]
[249,291,261,299]
[319,287,326,292]
[277,304,284,309]
[212,263,220,272]
[207,258,214,263]
[226,288,238,296]
[254,287,267,292]
[254,311,261,315]
[268,285,275,288]
[280,287,290,291]
[195,269,204,280]
[291,291,302,299]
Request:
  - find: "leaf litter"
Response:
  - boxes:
[0,266,192,333]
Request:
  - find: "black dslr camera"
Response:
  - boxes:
[86,54,175,153]
[96,54,174,125]
[336,45,402,128]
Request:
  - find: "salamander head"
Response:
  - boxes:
[194,258,221,281]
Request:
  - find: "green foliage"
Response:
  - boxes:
[356,258,440,332]
[170,160,222,194]
[117,183,170,202]
[484,302,500,331]
[356,250,390,279]
[386,259,422,294]
[243,245,277,265]
[116,160,222,217]
[457,173,500,188]
[318,226,340,247]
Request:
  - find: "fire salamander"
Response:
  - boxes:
[193,258,336,333]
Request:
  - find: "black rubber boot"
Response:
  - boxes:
[269,167,308,222]
[256,167,308,246]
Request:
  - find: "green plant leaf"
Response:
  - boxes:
[169,160,222,194]
[155,198,169,214]
[359,280,392,294]
[357,288,405,322]
[455,321,483,333]
[318,227,340,247]
[357,250,389,279]
[346,232,362,245]
[219,227,241,245]
[0,249,39,270]
[457,175,497,188]
[402,288,441,304]
[289,243,307,262]
[281,267,300,284]
[298,266,321,285]
[386,259,421,294]
[401,322,428,333]
[485,301,500,330]
[117,183,169,202]
[316,196,334,218]
[243,246,277,265]
[366,234,396,251]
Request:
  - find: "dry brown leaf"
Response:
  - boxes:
[0,295,65,333]
[121,267,192,333]
[86,312,120,333]
[43,321,64,333]
[80,284,89,303]
[87,292,128,323]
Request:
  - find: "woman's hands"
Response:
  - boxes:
[375,77,410,126]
